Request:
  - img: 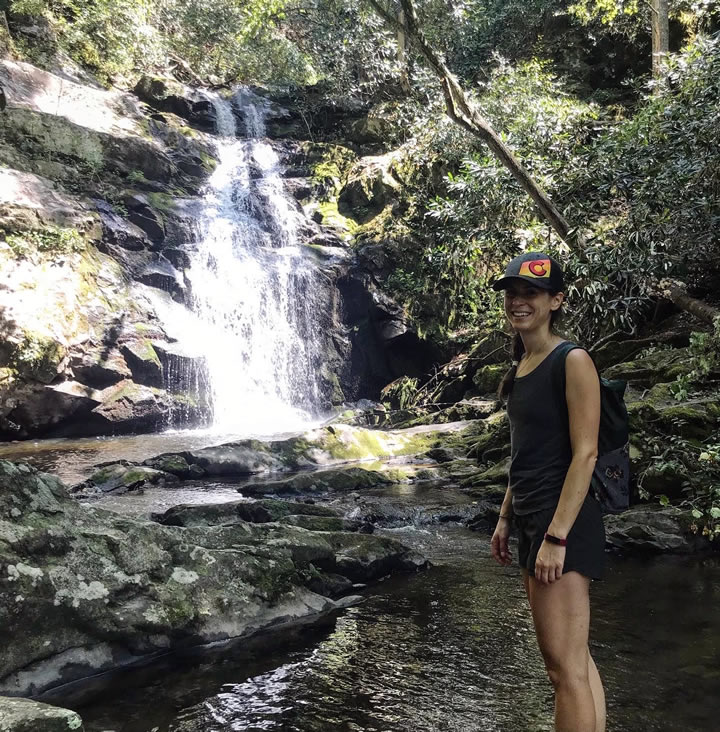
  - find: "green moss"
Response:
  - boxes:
[6,331,66,383]
[310,145,357,193]
[4,226,85,259]
[313,200,358,234]
[135,339,162,368]
[284,515,345,531]
[472,364,506,394]
[145,192,176,215]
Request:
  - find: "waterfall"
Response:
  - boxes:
[176,89,325,433]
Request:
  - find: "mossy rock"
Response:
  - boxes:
[467,412,509,460]
[0,696,84,732]
[468,457,511,486]
[153,498,339,527]
[639,464,688,499]
[241,467,392,497]
[78,463,173,494]
[6,331,66,384]
[142,454,192,477]
[472,364,506,395]
[628,397,720,440]
[282,515,347,532]
[603,348,691,387]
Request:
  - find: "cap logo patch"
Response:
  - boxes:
[519,259,551,278]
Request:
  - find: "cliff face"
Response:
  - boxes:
[0,60,438,440]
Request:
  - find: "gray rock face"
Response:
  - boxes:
[0,696,83,732]
[240,467,392,497]
[604,506,709,553]
[0,460,426,697]
[134,75,217,132]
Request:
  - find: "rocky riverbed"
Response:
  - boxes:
[2,413,717,731]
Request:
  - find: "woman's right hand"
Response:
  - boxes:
[490,517,512,566]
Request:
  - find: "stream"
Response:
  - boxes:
[43,482,720,732]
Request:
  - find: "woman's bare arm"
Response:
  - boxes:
[534,349,600,583]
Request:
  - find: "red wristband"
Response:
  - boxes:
[544,532,567,547]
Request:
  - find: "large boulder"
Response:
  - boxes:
[0,697,83,732]
[133,75,217,132]
[604,506,709,553]
[0,460,426,697]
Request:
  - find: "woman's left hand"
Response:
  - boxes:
[534,540,566,584]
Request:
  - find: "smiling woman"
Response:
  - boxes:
[489,251,606,732]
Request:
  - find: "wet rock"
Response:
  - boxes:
[123,193,166,244]
[137,256,186,301]
[0,696,84,732]
[95,200,150,251]
[134,75,217,132]
[142,453,193,477]
[68,343,131,389]
[88,380,184,432]
[151,341,206,394]
[344,499,483,529]
[161,247,190,270]
[331,534,428,582]
[120,341,163,387]
[73,462,175,496]
[187,444,287,476]
[425,447,458,463]
[241,467,392,497]
[300,569,354,599]
[0,460,426,696]
[153,498,340,527]
[1,381,101,439]
[604,506,709,553]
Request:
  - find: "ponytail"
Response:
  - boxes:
[498,333,525,398]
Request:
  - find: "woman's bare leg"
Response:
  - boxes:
[588,653,606,732]
[523,570,603,732]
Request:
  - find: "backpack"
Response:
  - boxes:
[552,342,631,514]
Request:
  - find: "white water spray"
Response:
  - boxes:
[175,89,325,433]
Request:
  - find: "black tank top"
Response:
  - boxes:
[506,341,574,515]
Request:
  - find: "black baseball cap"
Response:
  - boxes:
[491,251,565,292]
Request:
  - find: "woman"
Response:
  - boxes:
[489,251,606,732]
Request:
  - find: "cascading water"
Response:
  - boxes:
[177,89,326,433]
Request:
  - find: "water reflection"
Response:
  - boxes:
[71,527,720,732]
[0,422,327,486]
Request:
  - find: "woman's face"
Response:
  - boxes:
[503,280,563,333]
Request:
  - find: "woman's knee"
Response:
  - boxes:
[541,648,590,690]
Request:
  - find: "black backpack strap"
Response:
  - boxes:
[550,341,583,410]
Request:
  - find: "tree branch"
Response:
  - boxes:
[368,0,576,247]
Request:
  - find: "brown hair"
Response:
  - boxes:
[497,306,563,399]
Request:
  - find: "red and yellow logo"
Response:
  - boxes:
[518,259,551,279]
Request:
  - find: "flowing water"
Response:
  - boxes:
[57,496,720,732]
[157,88,326,433]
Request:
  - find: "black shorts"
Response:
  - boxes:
[515,495,606,580]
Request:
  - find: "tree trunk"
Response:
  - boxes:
[651,0,670,77]
[0,10,13,60]
[367,0,576,246]
[667,287,720,325]
[397,8,411,93]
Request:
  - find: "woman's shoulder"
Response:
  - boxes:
[564,345,599,384]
